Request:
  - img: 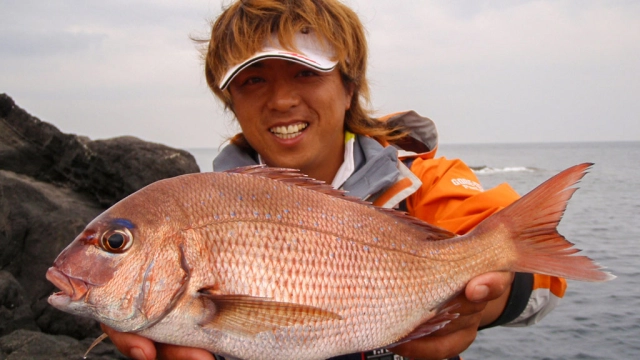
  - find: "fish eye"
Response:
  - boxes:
[100,228,133,253]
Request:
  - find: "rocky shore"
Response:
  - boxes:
[0,93,200,359]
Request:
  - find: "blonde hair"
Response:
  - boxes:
[204,0,406,146]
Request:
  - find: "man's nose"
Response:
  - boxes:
[267,80,300,111]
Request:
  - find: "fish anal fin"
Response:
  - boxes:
[198,289,342,337]
[387,304,459,348]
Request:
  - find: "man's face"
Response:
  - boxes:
[228,59,353,183]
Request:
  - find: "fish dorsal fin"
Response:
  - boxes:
[198,289,342,337]
[225,166,456,241]
[374,207,457,241]
[225,165,351,198]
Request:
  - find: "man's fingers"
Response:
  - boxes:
[101,324,215,360]
[466,271,514,302]
[156,343,216,360]
[100,324,156,360]
[390,325,478,360]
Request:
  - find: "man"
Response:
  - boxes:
[104,1,564,359]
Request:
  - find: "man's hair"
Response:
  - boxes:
[204,0,406,145]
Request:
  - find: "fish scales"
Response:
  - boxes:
[175,231,431,358]
[187,172,468,299]
[147,171,509,356]
[46,165,612,360]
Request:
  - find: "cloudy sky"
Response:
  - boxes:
[2,0,638,149]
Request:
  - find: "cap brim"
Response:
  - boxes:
[219,51,337,90]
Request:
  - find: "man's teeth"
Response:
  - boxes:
[270,123,308,139]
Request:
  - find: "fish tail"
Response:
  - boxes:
[476,163,614,282]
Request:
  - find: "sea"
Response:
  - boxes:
[188,141,640,360]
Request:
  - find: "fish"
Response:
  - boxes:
[46,163,613,360]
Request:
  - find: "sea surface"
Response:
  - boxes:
[188,141,640,359]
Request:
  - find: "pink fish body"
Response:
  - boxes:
[47,164,612,359]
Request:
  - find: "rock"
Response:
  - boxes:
[0,93,200,207]
[0,170,103,301]
[0,272,38,337]
[0,329,126,360]
[0,93,201,357]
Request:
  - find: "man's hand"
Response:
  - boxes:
[101,324,215,360]
[389,271,514,360]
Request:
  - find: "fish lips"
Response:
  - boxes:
[46,267,91,305]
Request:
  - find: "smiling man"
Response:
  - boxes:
[226,58,352,185]
[103,1,566,359]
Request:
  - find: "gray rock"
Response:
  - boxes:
[0,93,200,207]
[0,329,126,360]
[0,272,37,337]
[0,170,102,302]
[0,93,202,357]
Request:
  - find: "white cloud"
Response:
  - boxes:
[359,0,640,143]
[1,0,638,147]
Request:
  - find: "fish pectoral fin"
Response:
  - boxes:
[387,304,460,348]
[198,290,342,336]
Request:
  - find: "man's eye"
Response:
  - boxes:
[297,70,318,78]
[243,77,264,85]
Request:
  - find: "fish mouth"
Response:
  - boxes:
[269,122,308,139]
[46,267,89,302]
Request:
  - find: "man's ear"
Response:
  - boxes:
[344,82,355,111]
[225,91,235,113]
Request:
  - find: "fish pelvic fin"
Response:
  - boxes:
[198,290,342,336]
[475,163,614,282]
[83,332,109,359]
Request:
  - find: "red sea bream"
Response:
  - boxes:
[46,164,613,359]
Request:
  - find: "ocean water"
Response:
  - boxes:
[188,142,640,359]
[439,142,640,360]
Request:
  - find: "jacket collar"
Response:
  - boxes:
[211,135,400,201]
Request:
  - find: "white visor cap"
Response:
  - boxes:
[218,31,338,90]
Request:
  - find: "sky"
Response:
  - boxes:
[2,0,639,149]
